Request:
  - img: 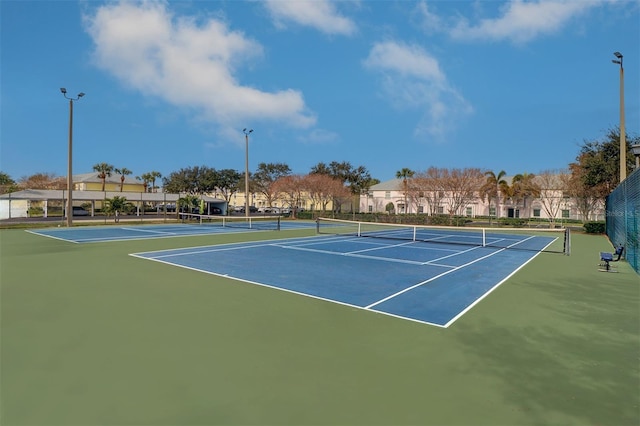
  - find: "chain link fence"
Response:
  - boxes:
[606,168,639,274]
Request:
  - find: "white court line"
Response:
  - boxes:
[420,245,485,265]
[364,249,508,309]
[275,244,429,266]
[130,253,446,328]
[25,230,81,244]
[345,240,417,255]
[124,227,180,235]
[365,235,538,310]
[141,242,275,259]
[274,236,487,267]
[443,235,555,328]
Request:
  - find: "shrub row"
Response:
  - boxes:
[583,222,606,234]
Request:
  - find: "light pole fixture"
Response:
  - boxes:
[612,51,626,182]
[60,87,85,227]
[631,143,640,170]
[243,128,253,218]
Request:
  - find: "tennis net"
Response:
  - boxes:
[179,212,280,231]
[316,217,570,255]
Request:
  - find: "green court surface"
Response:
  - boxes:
[1,227,638,425]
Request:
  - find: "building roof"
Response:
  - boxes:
[0,189,225,203]
[369,178,403,191]
[74,172,142,185]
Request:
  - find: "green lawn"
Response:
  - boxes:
[1,226,638,425]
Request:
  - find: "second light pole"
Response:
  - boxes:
[60,87,85,227]
[243,128,253,218]
[612,51,626,182]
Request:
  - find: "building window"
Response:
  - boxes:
[533,209,541,217]
[562,209,570,219]
[489,207,496,216]
[385,191,391,199]
[368,205,373,213]
[418,205,424,213]
[437,206,444,214]
[466,207,473,217]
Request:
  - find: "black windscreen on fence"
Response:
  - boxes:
[606,168,639,274]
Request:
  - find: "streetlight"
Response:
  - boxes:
[612,51,626,182]
[631,144,640,170]
[60,87,85,227]
[243,128,253,218]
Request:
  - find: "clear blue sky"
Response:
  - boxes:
[1,0,638,183]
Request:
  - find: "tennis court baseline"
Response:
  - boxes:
[27,216,313,243]
[131,230,558,327]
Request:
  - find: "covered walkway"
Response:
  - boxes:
[0,189,227,219]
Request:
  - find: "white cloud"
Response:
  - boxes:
[84,1,316,136]
[364,41,445,83]
[264,0,357,35]
[298,128,340,145]
[413,1,443,34]
[364,41,472,141]
[449,0,604,44]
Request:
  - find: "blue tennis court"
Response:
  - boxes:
[27,219,314,243]
[131,232,558,327]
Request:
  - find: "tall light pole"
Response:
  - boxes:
[631,144,640,170]
[60,88,85,227]
[612,52,626,182]
[243,128,253,218]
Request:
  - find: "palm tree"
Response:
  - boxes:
[136,174,151,193]
[93,163,114,191]
[149,171,162,193]
[511,173,540,219]
[104,195,131,220]
[396,168,415,214]
[114,167,132,192]
[481,170,508,224]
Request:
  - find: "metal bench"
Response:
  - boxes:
[599,246,624,272]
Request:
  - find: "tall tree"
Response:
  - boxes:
[136,173,152,193]
[536,169,571,228]
[303,173,349,214]
[17,173,65,190]
[148,171,162,193]
[439,168,484,223]
[481,170,508,224]
[0,171,18,193]
[311,161,373,212]
[412,167,446,216]
[252,162,291,208]
[567,160,603,222]
[163,168,196,194]
[573,127,638,196]
[215,169,242,213]
[272,175,304,217]
[396,168,415,214]
[93,163,114,191]
[163,166,217,195]
[114,167,132,192]
[510,173,540,219]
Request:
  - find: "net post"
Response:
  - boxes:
[412,226,417,242]
[277,216,281,231]
[358,222,362,237]
[482,228,486,247]
[316,218,320,234]
[564,228,571,256]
